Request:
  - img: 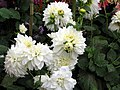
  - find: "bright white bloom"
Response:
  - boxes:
[4,45,27,77]
[15,33,36,49]
[41,67,76,90]
[22,43,53,70]
[43,2,73,31]
[84,0,101,20]
[19,23,27,33]
[108,11,120,31]
[48,52,78,71]
[48,26,86,59]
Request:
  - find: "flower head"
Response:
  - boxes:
[19,23,27,34]
[48,52,78,71]
[48,26,86,59]
[109,11,120,31]
[85,0,101,20]
[41,67,76,90]
[43,2,73,31]
[4,45,28,77]
[22,43,53,70]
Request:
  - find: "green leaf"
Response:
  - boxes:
[20,0,30,11]
[89,59,96,72]
[0,8,12,19]
[77,56,89,70]
[91,36,108,50]
[79,72,98,90]
[96,67,107,77]
[0,45,8,55]
[107,49,117,61]
[94,53,108,67]
[104,71,119,82]
[1,75,25,90]
[107,64,116,72]
[9,9,20,20]
[112,84,120,90]
[109,43,119,50]
[83,26,96,31]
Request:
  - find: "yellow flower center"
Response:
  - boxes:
[57,78,64,87]
[23,40,32,48]
[57,57,70,67]
[64,42,74,53]
[58,10,64,16]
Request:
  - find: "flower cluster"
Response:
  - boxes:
[5,1,87,90]
[4,34,53,77]
[48,26,86,71]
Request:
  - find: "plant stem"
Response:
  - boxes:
[104,7,108,31]
[72,0,76,20]
[29,0,34,36]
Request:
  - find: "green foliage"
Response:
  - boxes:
[0,8,20,21]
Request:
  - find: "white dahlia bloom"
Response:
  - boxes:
[48,26,86,59]
[43,1,73,31]
[108,11,120,31]
[85,0,101,20]
[19,23,27,34]
[4,45,27,77]
[41,67,76,90]
[48,52,78,71]
[15,33,36,49]
[22,43,53,70]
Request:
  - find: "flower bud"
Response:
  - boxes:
[79,8,86,14]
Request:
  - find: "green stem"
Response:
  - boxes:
[72,0,76,20]
[104,7,108,31]
[29,0,34,36]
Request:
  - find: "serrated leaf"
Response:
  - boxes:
[96,67,107,77]
[77,56,89,70]
[89,59,96,72]
[91,36,108,50]
[0,45,8,55]
[94,53,108,67]
[104,71,119,82]
[79,72,98,90]
[109,43,119,50]
[107,49,117,61]
[107,64,116,72]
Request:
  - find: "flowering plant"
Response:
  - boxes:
[0,0,120,90]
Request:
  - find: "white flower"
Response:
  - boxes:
[15,33,36,49]
[41,67,76,90]
[48,52,78,71]
[4,45,27,77]
[19,23,27,33]
[48,26,86,59]
[22,43,53,70]
[84,0,101,20]
[43,2,73,31]
[108,11,120,31]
